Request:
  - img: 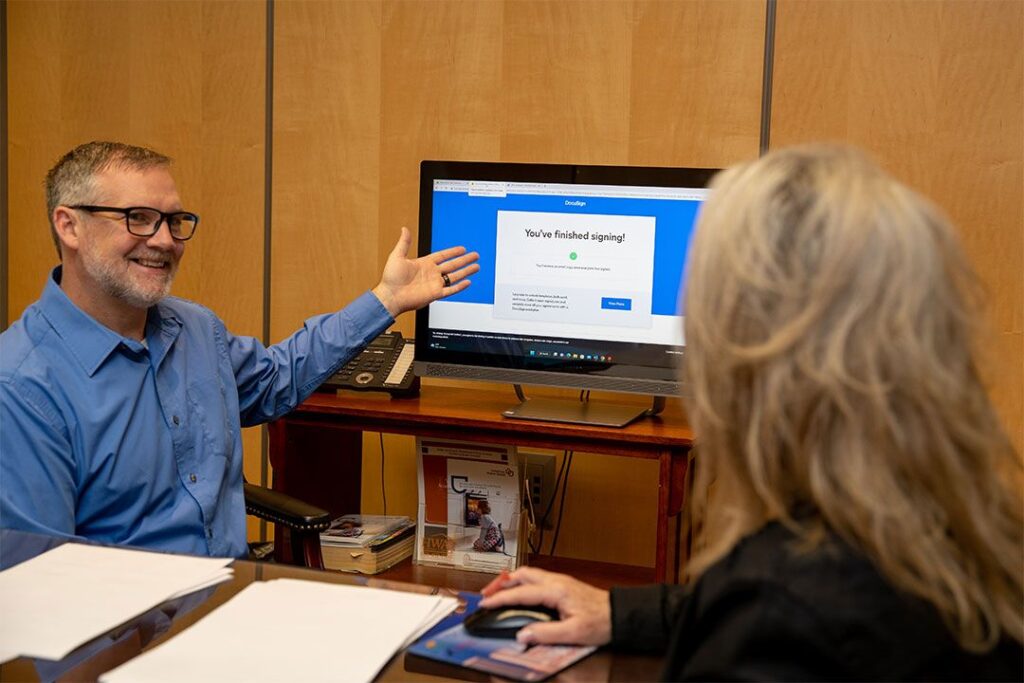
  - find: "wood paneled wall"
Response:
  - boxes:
[5,0,1021,563]
[772,0,1024,451]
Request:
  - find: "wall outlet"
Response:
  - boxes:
[523,451,557,524]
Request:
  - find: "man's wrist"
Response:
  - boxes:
[371,284,400,317]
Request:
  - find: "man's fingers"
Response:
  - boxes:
[390,227,412,258]
[443,279,471,296]
[431,244,469,263]
[438,251,479,273]
[444,263,480,285]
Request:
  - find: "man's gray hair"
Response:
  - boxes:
[45,141,171,258]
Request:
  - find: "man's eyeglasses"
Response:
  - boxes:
[70,205,200,241]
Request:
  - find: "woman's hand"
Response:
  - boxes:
[478,567,612,646]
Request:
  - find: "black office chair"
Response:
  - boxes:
[243,483,332,569]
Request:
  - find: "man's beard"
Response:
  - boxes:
[81,245,178,309]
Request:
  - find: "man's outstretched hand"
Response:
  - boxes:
[372,227,480,317]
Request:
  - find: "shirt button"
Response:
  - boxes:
[172,415,180,426]
[190,473,197,483]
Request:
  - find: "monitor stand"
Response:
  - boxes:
[502,385,666,428]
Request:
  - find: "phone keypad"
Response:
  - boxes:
[383,343,415,386]
[316,334,418,397]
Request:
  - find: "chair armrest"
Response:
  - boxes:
[243,483,333,532]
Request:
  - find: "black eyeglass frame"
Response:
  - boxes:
[70,205,200,241]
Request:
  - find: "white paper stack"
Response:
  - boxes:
[100,578,458,683]
[0,543,234,663]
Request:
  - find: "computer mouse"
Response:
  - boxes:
[463,604,560,639]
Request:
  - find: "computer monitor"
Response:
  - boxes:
[414,160,718,427]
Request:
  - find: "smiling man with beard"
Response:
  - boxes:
[0,141,479,557]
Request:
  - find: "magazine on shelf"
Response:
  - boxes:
[321,526,416,574]
[320,514,414,547]
[406,592,595,682]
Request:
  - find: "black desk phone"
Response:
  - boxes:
[318,330,419,397]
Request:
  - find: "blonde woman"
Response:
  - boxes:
[480,145,1023,680]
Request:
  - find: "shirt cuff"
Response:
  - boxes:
[344,290,395,346]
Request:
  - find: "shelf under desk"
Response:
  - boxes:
[269,385,695,582]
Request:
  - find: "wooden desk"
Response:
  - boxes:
[269,386,695,582]
[0,531,662,683]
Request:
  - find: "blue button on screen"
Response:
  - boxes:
[601,297,632,311]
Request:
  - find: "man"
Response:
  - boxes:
[0,141,479,558]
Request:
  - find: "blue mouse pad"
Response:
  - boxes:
[405,593,596,682]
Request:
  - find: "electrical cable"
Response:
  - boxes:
[536,449,569,553]
[524,477,541,554]
[552,393,585,552]
[541,388,585,553]
[379,432,386,516]
[549,451,574,556]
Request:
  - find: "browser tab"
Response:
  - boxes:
[467,181,508,197]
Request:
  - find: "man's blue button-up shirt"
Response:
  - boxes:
[0,267,391,557]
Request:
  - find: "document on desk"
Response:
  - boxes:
[0,543,233,662]
[101,578,459,683]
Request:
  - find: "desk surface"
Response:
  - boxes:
[294,385,694,457]
[0,531,661,683]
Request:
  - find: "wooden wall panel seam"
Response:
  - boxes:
[260,0,275,535]
[760,0,776,155]
[1,0,8,332]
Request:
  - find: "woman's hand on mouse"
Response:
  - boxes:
[478,567,612,646]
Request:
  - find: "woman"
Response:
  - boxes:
[480,145,1023,680]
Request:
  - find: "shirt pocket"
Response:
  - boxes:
[185,378,233,459]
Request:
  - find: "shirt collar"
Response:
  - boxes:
[37,266,181,376]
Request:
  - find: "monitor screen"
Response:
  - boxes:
[415,160,717,400]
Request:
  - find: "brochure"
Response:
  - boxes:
[414,438,524,574]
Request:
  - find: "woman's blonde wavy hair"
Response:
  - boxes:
[683,144,1023,651]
